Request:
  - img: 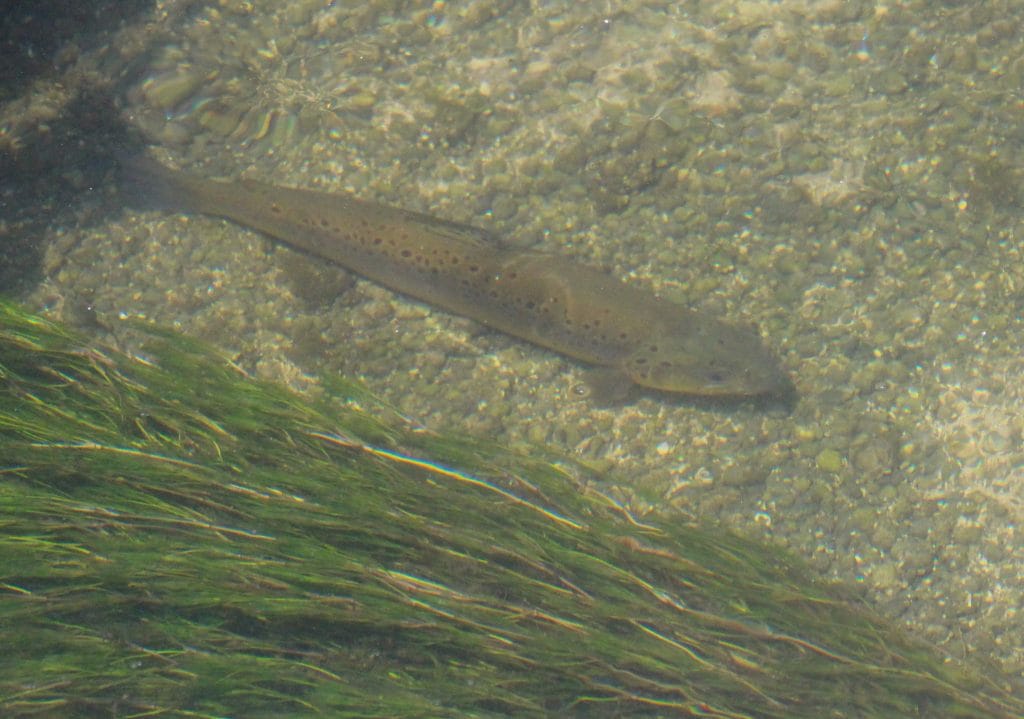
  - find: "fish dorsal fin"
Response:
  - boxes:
[390,205,498,247]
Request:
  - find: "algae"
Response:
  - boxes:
[0,299,1021,718]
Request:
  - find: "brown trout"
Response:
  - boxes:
[124,156,793,400]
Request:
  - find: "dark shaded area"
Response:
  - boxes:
[0,92,137,296]
[0,0,153,101]
[0,0,161,295]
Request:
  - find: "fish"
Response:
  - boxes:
[121,155,794,402]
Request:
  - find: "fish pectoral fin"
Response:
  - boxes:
[581,367,636,406]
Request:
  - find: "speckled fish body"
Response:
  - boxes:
[126,157,793,399]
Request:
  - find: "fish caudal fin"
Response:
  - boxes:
[118,154,205,214]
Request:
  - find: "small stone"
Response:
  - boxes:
[815,448,843,473]
[142,69,204,110]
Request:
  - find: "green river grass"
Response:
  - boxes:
[1,300,1020,718]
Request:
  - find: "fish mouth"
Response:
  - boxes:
[694,363,796,402]
[650,369,796,402]
[733,367,797,413]
[739,362,797,401]
[762,372,798,404]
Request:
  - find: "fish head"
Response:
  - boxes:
[621,317,794,399]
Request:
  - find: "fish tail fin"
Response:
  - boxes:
[118,153,207,213]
